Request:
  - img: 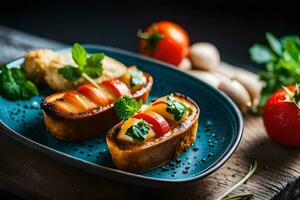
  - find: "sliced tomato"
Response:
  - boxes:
[63,92,87,111]
[133,111,170,136]
[103,79,131,97]
[77,84,109,106]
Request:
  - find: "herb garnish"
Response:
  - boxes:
[249,33,300,113]
[114,95,142,120]
[217,161,257,200]
[58,43,104,87]
[128,68,146,87]
[0,65,38,100]
[125,119,150,141]
[166,95,188,121]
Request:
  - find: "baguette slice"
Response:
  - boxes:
[106,93,200,173]
[41,72,153,141]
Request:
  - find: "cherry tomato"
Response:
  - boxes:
[102,79,131,97]
[77,84,109,106]
[133,111,170,136]
[263,85,300,146]
[138,21,189,66]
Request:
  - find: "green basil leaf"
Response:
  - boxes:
[58,65,82,81]
[18,80,39,99]
[125,119,150,141]
[83,53,104,78]
[10,68,26,80]
[72,43,87,67]
[166,95,188,121]
[0,65,38,100]
[249,44,273,64]
[266,32,282,56]
[283,38,300,62]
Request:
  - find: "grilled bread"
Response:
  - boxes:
[106,93,200,173]
[41,68,153,141]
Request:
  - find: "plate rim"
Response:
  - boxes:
[0,44,244,186]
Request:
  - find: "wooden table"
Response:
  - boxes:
[0,26,299,199]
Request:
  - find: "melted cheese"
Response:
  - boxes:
[145,98,189,123]
[117,118,155,143]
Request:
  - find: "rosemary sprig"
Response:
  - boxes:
[217,161,258,200]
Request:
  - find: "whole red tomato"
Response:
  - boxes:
[138,21,189,66]
[263,85,300,147]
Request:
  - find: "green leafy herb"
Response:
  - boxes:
[249,44,273,64]
[57,65,82,81]
[72,43,87,67]
[128,68,146,87]
[266,32,282,56]
[114,95,142,120]
[249,33,300,113]
[217,161,257,200]
[83,53,105,78]
[125,119,150,141]
[58,43,104,84]
[166,95,188,121]
[0,65,38,100]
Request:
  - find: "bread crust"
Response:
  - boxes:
[106,93,200,173]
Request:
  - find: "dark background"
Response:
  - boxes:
[0,0,299,198]
[1,0,300,72]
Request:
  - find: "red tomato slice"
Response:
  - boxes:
[63,92,87,111]
[133,111,170,136]
[103,79,131,97]
[77,84,109,106]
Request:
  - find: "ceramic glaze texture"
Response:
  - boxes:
[0,45,242,184]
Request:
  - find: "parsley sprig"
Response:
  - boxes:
[125,119,150,141]
[249,33,300,113]
[58,43,104,87]
[0,65,38,100]
[113,96,142,120]
[166,95,188,121]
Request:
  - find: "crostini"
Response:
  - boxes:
[41,67,153,141]
[106,93,200,173]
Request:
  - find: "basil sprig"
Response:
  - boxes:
[125,119,150,141]
[166,95,188,121]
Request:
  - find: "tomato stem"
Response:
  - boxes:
[137,25,164,52]
[283,84,300,108]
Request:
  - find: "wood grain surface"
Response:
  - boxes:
[1,116,299,199]
[0,26,299,200]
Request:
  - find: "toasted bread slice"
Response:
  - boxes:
[41,72,153,141]
[106,93,200,173]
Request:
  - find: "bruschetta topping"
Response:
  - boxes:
[113,95,192,144]
[133,111,170,137]
[102,79,131,97]
[47,69,147,114]
[117,118,155,143]
[77,84,110,106]
[146,95,190,122]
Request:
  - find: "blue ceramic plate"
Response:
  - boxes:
[0,45,243,187]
